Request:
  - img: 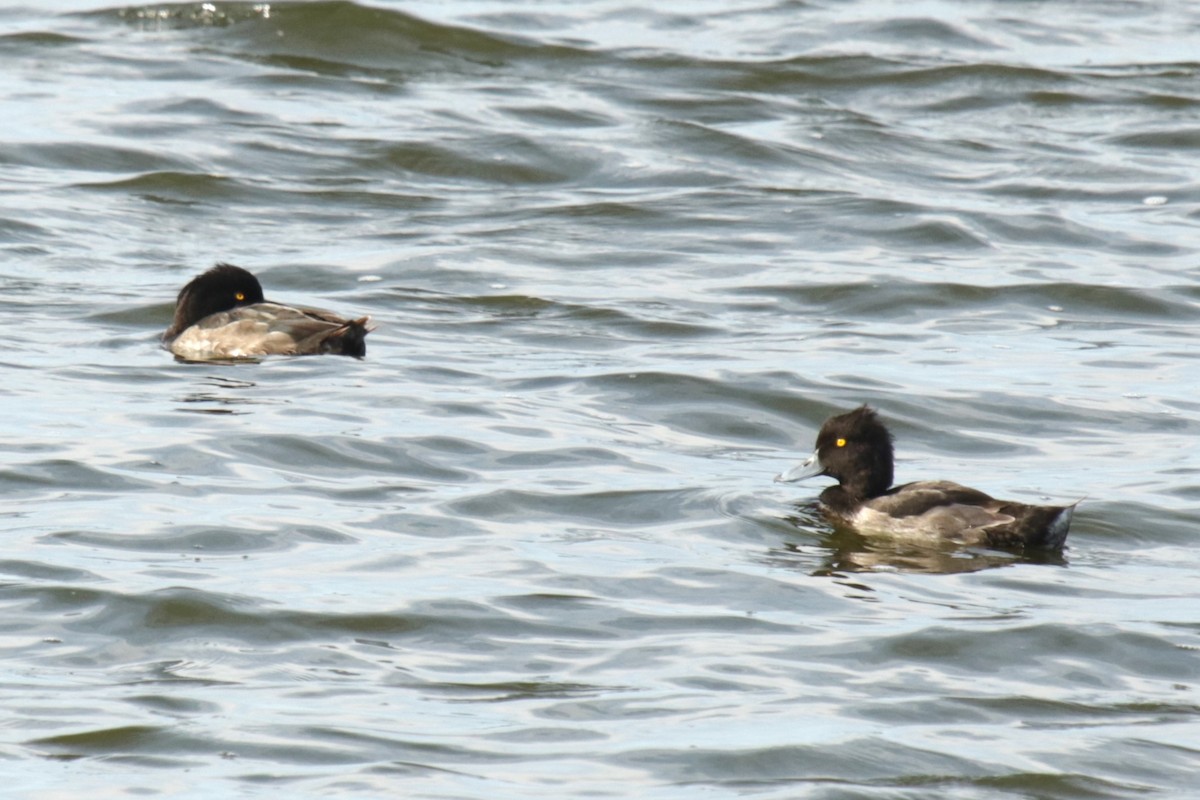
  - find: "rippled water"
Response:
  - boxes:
[2,1,1198,796]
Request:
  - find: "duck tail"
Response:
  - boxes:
[1026,499,1080,550]
[1040,503,1076,549]
[324,316,373,357]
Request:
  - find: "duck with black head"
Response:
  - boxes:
[163,263,373,360]
[776,405,1077,549]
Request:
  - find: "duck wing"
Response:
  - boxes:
[853,481,1012,542]
[858,480,1073,549]
[284,304,375,357]
[169,303,372,359]
[869,480,996,517]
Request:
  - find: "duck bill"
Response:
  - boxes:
[775,451,824,483]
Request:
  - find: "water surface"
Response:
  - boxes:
[1,1,1198,797]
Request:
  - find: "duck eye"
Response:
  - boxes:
[836,438,846,447]
[235,292,245,301]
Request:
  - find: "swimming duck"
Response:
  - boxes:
[775,405,1076,549]
[163,263,373,360]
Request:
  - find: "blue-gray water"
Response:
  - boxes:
[2,1,1198,797]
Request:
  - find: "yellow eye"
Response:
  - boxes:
[235,292,245,301]
[836,438,846,447]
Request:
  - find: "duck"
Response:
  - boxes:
[775,405,1076,549]
[162,263,373,360]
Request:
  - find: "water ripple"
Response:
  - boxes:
[2,0,1199,796]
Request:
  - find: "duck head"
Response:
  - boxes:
[776,405,895,500]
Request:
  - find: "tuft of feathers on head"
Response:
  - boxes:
[165,263,266,342]
[816,404,894,497]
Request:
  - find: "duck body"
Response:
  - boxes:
[776,405,1075,549]
[163,263,372,360]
